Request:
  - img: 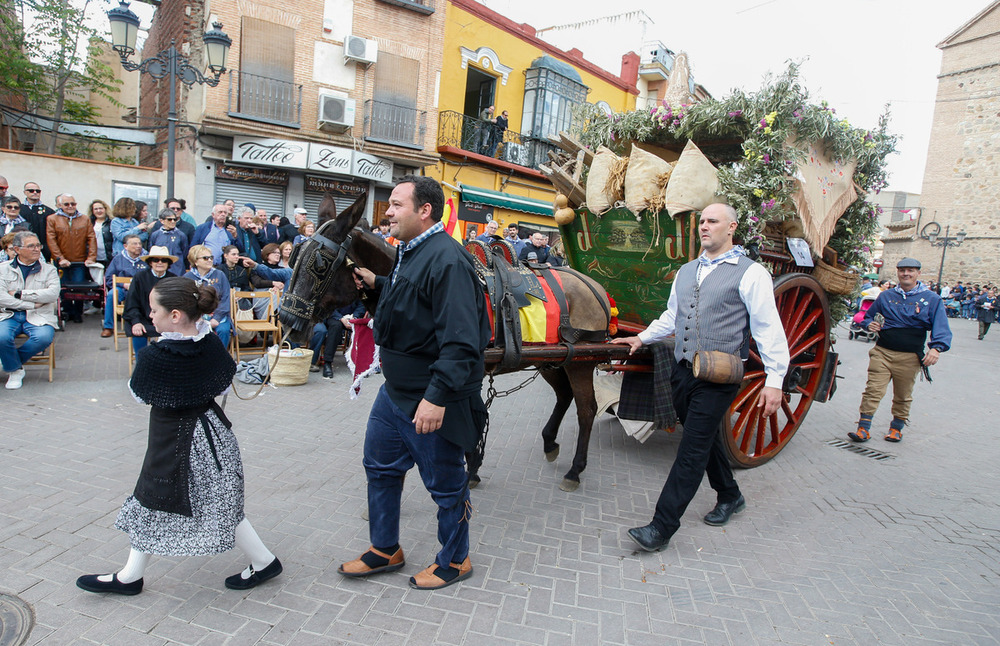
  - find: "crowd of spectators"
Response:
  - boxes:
[0,175,365,388]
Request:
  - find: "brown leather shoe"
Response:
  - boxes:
[100,328,113,338]
[408,556,473,590]
[338,546,405,578]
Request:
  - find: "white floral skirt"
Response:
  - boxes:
[116,410,245,556]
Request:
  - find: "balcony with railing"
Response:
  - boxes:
[227,70,302,129]
[363,100,426,150]
[376,0,434,14]
[437,110,559,172]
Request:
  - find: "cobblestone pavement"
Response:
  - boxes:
[1,312,998,645]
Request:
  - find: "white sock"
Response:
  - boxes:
[234,518,275,576]
[98,548,149,584]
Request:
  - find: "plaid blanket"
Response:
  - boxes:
[617,340,677,428]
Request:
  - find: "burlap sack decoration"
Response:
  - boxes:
[585,146,621,215]
[790,142,858,253]
[664,140,721,216]
[624,144,673,215]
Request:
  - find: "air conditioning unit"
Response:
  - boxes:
[318,95,356,132]
[344,35,377,65]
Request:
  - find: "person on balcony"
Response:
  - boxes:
[486,109,508,158]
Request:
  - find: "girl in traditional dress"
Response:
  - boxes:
[76,277,281,595]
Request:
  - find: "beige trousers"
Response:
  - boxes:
[859,345,922,421]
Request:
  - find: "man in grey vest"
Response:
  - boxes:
[612,203,790,551]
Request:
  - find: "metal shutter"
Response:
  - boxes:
[303,192,365,223]
[215,180,286,219]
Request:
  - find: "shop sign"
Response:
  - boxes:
[307,143,353,174]
[215,163,289,186]
[458,200,492,224]
[232,136,308,169]
[305,175,368,197]
[352,151,394,183]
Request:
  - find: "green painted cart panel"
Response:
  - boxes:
[559,208,695,327]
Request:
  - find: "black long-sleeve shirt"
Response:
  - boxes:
[368,230,490,450]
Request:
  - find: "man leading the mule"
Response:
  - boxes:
[342,175,491,590]
[613,203,789,552]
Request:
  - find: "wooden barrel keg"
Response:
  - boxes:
[692,350,745,385]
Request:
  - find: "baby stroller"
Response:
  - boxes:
[848,296,877,342]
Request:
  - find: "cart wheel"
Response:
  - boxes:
[848,330,854,340]
[721,274,831,468]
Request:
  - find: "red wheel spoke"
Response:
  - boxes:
[789,331,825,360]
[722,274,831,468]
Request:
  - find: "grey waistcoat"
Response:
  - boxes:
[673,255,754,364]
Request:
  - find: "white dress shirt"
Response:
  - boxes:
[638,256,791,389]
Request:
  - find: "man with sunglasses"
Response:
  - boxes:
[46,194,97,323]
[20,182,55,260]
[149,208,188,275]
[0,231,59,389]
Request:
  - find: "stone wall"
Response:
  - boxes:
[917,5,1000,284]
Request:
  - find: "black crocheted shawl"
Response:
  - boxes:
[129,334,236,409]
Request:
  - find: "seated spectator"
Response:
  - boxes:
[184,244,232,348]
[1,196,28,235]
[148,208,188,275]
[260,244,283,272]
[293,221,315,246]
[219,245,273,320]
[123,246,176,352]
[278,241,294,268]
[309,300,366,379]
[101,234,148,338]
[0,231,60,389]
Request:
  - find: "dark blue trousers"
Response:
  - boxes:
[651,364,742,538]
[364,385,470,569]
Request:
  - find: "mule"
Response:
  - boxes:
[279,194,612,492]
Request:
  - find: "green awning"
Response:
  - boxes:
[460,184,552,216]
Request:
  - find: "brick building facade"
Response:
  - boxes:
[139,0,444,222]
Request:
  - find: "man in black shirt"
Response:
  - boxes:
[20,182,55,260]
[339,176,490,591]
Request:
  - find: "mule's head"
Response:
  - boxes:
[279,194,365,342]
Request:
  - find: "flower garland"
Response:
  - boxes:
[573,63,897,272]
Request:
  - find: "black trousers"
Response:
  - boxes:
[651,364,742,538]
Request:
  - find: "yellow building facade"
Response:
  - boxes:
[427,0,639,238]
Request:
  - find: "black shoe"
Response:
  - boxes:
[322,364,333,379]
[627,524,670,552]
[704,495,746,526]
[76,573,143,596]
[225,557,282,590]
[71,314,83,323]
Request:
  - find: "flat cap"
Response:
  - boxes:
[293,207,307,215]
[896,257,921,269]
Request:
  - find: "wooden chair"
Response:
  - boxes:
[112,276,132,352]
[18,334,55,382]
[230,288,282,361]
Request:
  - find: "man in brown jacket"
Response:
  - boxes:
[46,193,96,323]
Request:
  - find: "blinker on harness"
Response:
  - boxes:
[281,230,353,326]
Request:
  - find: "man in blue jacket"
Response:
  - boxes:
[849,257,952,443]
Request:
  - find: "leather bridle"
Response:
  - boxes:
[281,227,353,328]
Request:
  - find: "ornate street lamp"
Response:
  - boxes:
[919,221,967,287]
[108,1,232,199]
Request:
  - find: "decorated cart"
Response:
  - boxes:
[540,65,897,467]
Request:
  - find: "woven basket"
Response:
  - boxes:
[267,343,311,386]
[813,258,859,295]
